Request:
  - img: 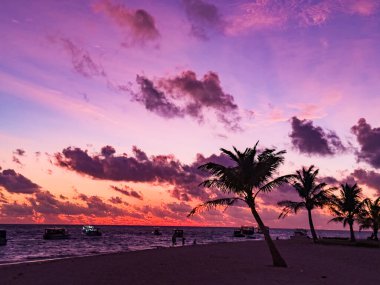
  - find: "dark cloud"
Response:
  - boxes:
[133,76,184,118]
[14,149,25,156]
[12,156,23,166]
[132,71,241,131]
[0,202,34,217]
[0,169,40,194]
[55,145,233,201]
[289,116,345,156]
[351,118,380,168]
[109,196,124,204]
[0,191,126,219]
[182,0,225,40]
[93,0,160,46]
[101,145,116,157]
[351,168,380,194]
[111,185,143,200]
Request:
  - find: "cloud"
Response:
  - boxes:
[131,70,241,131]
[111,185,143,200]
[58,38,106,78]
[0,168,40,194]
[0,191,126,220]
[12,148,26,166]
[351,168,380,194]
[14,149,25,156]
[351,118,380,168]
[182,0,225,40]
[226,0,380,35]
[108,196,124,204]
[133,76,184,118]
[55,145,233,201]
[93,0,160,46]
[289,116,345,156]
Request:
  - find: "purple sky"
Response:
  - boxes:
[1,0,380,229]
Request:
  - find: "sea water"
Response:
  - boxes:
[0,224,371,264]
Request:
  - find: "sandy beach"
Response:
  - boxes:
[1,239,379,285]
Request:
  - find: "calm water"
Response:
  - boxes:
[0,225,371,264]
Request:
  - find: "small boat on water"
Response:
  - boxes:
[233,226,255,238]
[290,229,309,239]
[152,228,162,236]
[256,226,269,234]
[82,226,102,236]
[0,230,7,245]
[43,228,70,240]
[173,229,184,238]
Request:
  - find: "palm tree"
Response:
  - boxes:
[277,165,332,242]
[329,183,363,242]
[187,142,294,267]
[358,197,380,241]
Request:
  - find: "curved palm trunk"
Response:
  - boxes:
[249,205,287,267]
[348,221,356,242]
[307,209,318,242]
[373,225,378,241]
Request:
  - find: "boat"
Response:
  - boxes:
[152,228,162,236]
[0,230,7,245]
[240,226,255,235]
[173,229,184,238]
[233,229,245,237]
[43,228,70,240]
[82,226,102,236]
[256,226,269,234]
[290,229,309,239]
[233,226,255,238]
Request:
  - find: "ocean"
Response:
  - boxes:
[0,224,371,265]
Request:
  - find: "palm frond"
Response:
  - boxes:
[258,174,296,193]
[187,197,242,217]
[277,200,306,218]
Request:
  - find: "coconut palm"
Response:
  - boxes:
[358,197,380,241]
[277,165,333,242]
[329,183,363,242]
[187,142,294,267]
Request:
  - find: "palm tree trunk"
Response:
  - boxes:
[348,221,356,242]
[249,205,287,267]
[307,209,318,242]
[374,226,378,241]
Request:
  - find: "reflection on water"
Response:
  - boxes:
[0,225,371,264]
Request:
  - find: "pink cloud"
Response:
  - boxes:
[93,0,160,46]
[226,0,379,35]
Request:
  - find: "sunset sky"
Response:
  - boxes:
[1,0,380,229]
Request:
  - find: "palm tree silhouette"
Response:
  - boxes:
[188,142,294,267]
[277,165,333,242]
[358,197,380,241]
[329,183,363,242]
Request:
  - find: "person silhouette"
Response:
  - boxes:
[172,234,176,246]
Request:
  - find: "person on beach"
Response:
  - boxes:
[192,239,197,245]
[182,237,186,246]
[172,234,176,246]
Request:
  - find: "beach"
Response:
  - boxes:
[1,239,379,285]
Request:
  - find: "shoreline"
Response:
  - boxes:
[1,239,379,285]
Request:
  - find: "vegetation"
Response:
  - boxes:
[358,197,380,241]
[277,165,333,242]
[188,143,295,267]
[329,183,364,242]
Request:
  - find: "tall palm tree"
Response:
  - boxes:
[277,165,332,242]
[329,183,363,242]
[187,142,294,267]
[358,197,380,241]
